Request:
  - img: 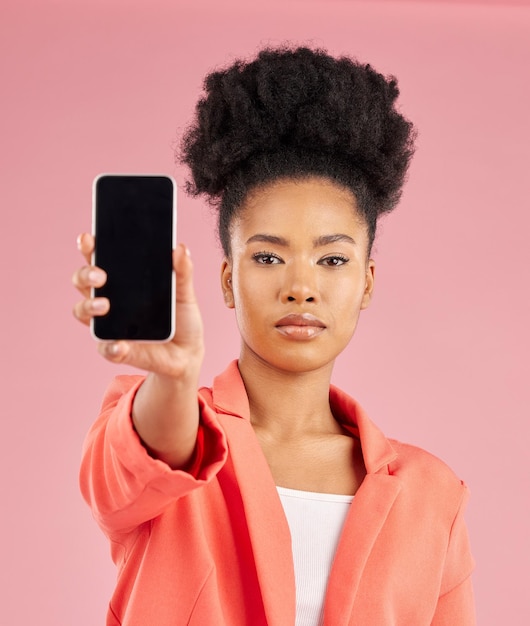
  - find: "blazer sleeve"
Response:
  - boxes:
[431,484,476,625]
[79,375,228,537]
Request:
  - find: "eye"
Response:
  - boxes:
[252,251,283,265]
[319,255,349,267]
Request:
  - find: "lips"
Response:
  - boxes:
[275,313,326,339]
[276,313,326,328]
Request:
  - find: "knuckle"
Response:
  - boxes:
[72,266,90,289]
[71,270,82,289]
[72,300,89,324]
[78,232,94,255]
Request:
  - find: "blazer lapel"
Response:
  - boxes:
[213,363,296,626]
[322,474,401,625]
[322,386,402,625]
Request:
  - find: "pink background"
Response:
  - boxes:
[1,0,529,624]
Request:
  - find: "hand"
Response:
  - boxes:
[72,233,204,377]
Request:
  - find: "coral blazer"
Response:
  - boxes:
[80,361,475,625]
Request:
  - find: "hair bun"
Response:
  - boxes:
[179,46,416,254]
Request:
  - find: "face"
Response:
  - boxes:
[220,177,375,375]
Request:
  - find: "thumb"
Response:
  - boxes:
[173,244,197,304]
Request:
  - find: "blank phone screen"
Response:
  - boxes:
[92,175,175,341]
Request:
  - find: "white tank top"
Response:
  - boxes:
[277,486,353,626]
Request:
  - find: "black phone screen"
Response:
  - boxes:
[92,175,175,341]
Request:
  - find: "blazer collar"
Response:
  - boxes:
[211,360,397,475]
[211,360,250,419]
[212,361,296,625]
[211,360,401,626]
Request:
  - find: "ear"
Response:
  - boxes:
[360,259,375,310]
[220,258,235,309]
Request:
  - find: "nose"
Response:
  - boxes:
[280,262,319,304]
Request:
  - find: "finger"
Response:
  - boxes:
[97,340,187,377]
[73,297,110,325]
[173,244,197,304]
[96,341,164,372]
[72,265,107,296]
[77,233,95,265]
[97,340,131,363]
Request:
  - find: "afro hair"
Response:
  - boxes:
[180,46,416,255]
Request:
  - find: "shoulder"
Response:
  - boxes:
[388,438,469,520]
[389,438,463,484]
[330,386,465,484]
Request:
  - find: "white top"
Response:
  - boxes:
[277,486,354,626]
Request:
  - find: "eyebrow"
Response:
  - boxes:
[313,234,356,247]
[246,234,289,246]
[245,233,356,247]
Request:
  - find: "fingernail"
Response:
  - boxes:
[88,269,104,284]
[107,343,120,356]
[91,298,107,312]
[76,234,83,250]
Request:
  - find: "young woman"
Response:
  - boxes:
[73,47,475,625]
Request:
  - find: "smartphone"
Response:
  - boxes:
[91,174,176,342]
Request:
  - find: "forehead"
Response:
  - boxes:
[233,177,366,238]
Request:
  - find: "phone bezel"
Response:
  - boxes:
[90,173,177,343]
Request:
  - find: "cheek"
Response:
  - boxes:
[232,282,258,329]
[329,278,367,324]
[331,272,366,300]
[234,265,275,304]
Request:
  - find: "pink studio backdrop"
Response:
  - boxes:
[1,0,528,624]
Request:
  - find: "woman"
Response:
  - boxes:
[74,47,475,625]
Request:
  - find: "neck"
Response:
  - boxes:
[238,353,341,441]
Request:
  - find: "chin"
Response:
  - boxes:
[257,347,340,375]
